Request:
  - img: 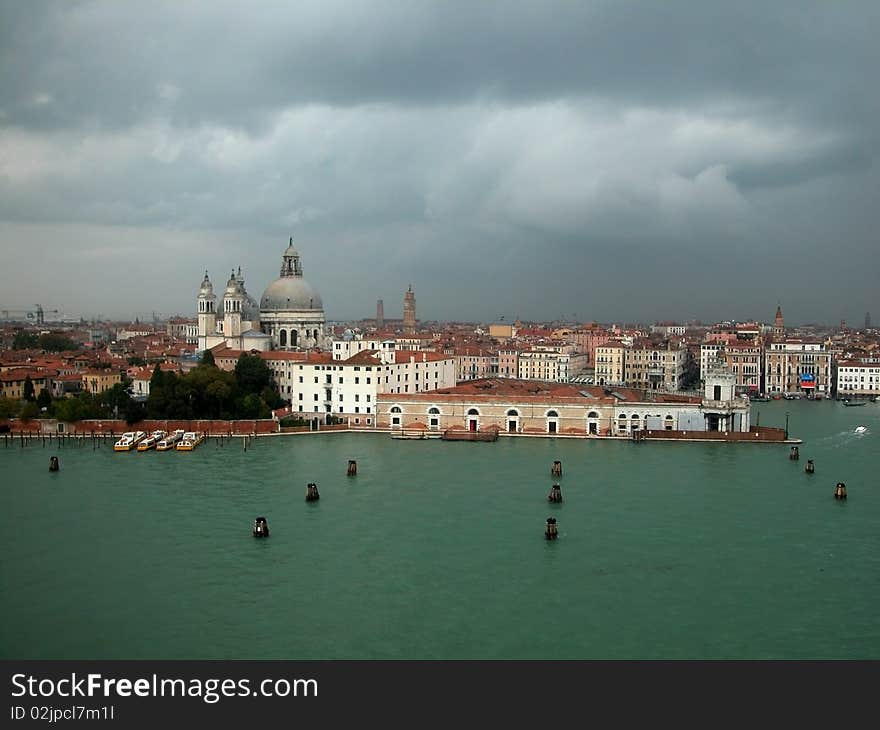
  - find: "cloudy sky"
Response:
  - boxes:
[1,1,877,325]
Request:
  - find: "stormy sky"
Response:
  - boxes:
[1,1,877,326]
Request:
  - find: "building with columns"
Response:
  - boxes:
[197,238,328,353]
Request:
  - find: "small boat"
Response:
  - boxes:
[156,429,186,451]
[114,431,146,452]
[854,426,868,434]
[175,431,205,451]
[137,430,166,451]
[842,399,867,407]
[750,395,771,402]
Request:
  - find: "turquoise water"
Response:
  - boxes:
[2,400,878,659]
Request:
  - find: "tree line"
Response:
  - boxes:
[0,351,283,424]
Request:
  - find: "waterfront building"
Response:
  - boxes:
[213,346,454,425]
[595,341,626,386]
[625,340,686,391]
[456,346,496,381]
[764,339,832,395]
[376,368,749,435]
[719,341,763,395]
[836,360,880,398]
[517,345,586,383]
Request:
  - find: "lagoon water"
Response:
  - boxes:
[2,400,878,659]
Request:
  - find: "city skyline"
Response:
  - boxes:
[1,2,878,324]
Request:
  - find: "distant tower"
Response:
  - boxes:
[223,269,243,339]
[403,284,416,334]
[197,271,216,344]
[865,312,871,330]
[773,304,784,338]
[376,299,384,329]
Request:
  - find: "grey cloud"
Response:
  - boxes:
[0,1,878,325]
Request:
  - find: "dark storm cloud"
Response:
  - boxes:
[0,1,877,324]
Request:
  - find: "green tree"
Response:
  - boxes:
[200,348,216,367]
[146,366,168,418]
[0,398,22,419]
[127,356,147,366]
[37,333,78,352]
[234,353,271,395]
[37,388,52,411]
[12,331,38,349]
[261,385,284,409]
[20,401,39,421]
[124,399,146,425]
[102,382,132,417]
[23,375,35,402]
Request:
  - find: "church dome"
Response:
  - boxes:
[260,277,323,311]
[259,238,323,311]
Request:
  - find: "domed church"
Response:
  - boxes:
[196,237,328,353]
[259,238,327,350]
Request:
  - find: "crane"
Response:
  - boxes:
[0,304,61,324]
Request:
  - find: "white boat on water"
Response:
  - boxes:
[156,429,186,451]
[176,431,205,451]
[137,430,167,451]
[854,426,868,434]
[114,431,146,452]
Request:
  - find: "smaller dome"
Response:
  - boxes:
[225,270,241,296]
[199,270,213,295]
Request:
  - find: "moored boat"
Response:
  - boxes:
[114,431,146,452]
[842,399,867,407]
[175,431,205,451]
[137,430,167,451]
[156,429,186,451]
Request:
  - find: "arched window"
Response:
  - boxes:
[506,409,519,417]
[467,408,480,416]
[428,407,440,415]
[547,410,559,418]
[587,411,599,419]
[618,414,627,420]
[279,330,287,347]
[390,406,402,413]
[291,330,298,347]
